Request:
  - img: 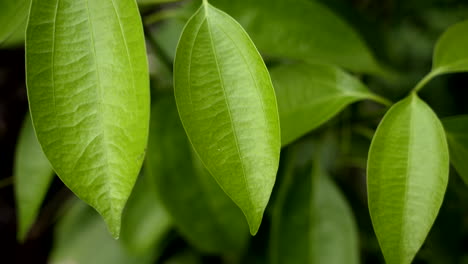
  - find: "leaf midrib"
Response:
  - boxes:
[203,6,254,210]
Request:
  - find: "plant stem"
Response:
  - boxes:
[144,9,185,26]
[369,94,393,107]
[413,71,438,93]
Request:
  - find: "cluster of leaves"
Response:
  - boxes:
[2,0,468,263]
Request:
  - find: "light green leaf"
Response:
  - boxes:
[14,113,54,242]
[271,155,359,264]
[147,96,249,253]
[367,94,449,264]
[0,0,30,47]
[174,1,281,235]
[442,115,468,185]
[120,172,172,255]
[433,20,468,75]
[209,0,386,75]
[270,63,389,146]
[49,199,154,264]
[26,0,150,238]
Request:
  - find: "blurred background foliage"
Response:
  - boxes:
[1,0,468,263]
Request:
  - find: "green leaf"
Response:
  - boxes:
[49,199,154,264]
[137,0,180,5]
[270,154,359,264]
[120,172,172,255]
[367,94,449,264]
[270,63,389,146]
[26,0,150,238]
[14,113,54,242]
[0,0,30,47]
[209,0,386,75]
[442,115,468,185]
[433,20,468,74]
[147,96,249,253]
[174,1,281,235]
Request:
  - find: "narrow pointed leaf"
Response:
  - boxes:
[49,199,154,264]
[367,94,449,264]
[433,20,468,74]
[120,172,172,255]
[271,156,359,264]
[26,0,150,238]
[147,96,249,253]
[209,0,386,75]
[0,0,30,47]
[174,2,281,235]
[442,115,468,185]
[14,113,54,242]
[270,63,387,146]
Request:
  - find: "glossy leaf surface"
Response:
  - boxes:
[210,0,384,74]
[270,63,385,146]
[14,113,54,241]
[174,2,280,235]
[49,199,154,264]
[433,20,468,74]
[120,172,172,255]
[26,0,150,238]
[0,0,30,47]
[147,96,249,253]
[442,115,468,185]
[271,156,359,264]
[367,94,449,264]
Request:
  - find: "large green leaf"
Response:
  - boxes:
[174,1,281,235]
[433,20,468,75]
[14,113,54,242]
[26,0,150,238]
[210,0,386,75]
[270,63,389,146]
[137,0,180,5]
[120,172,172,255]
[0,0,30,47]
[147,96,249,253]
[49,199,154,264]
[270,154,359,264]
[367,94,449,264]
[442,115,468,185]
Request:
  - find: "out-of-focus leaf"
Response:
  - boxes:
[0,0,30,47]
[270,156,359,264]
[442,115,468,185]
[26,0,150,238]
[14,113,54,242]
[138,0,180,5]
[147,95,249,254]
[433,20,468,75]
[174,1,281,235]
[270,63,389,146]
[120,172,172,255]
[49,199,154,264]
[367,94,449,264]
[162,250,203,264]
[210,0,387,75]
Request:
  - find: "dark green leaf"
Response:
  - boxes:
[120,172,172,255]
[367,94,449,264]
[0,0,30,47]
[14,113,54,242]
[271,155,359,264]
[210,0,387,75]
[49,199,154,264]
[26,0,150,238]
[270,63,389,146]
[442,115,468,185]
[147,95,249,253]
[174,1,281,235]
